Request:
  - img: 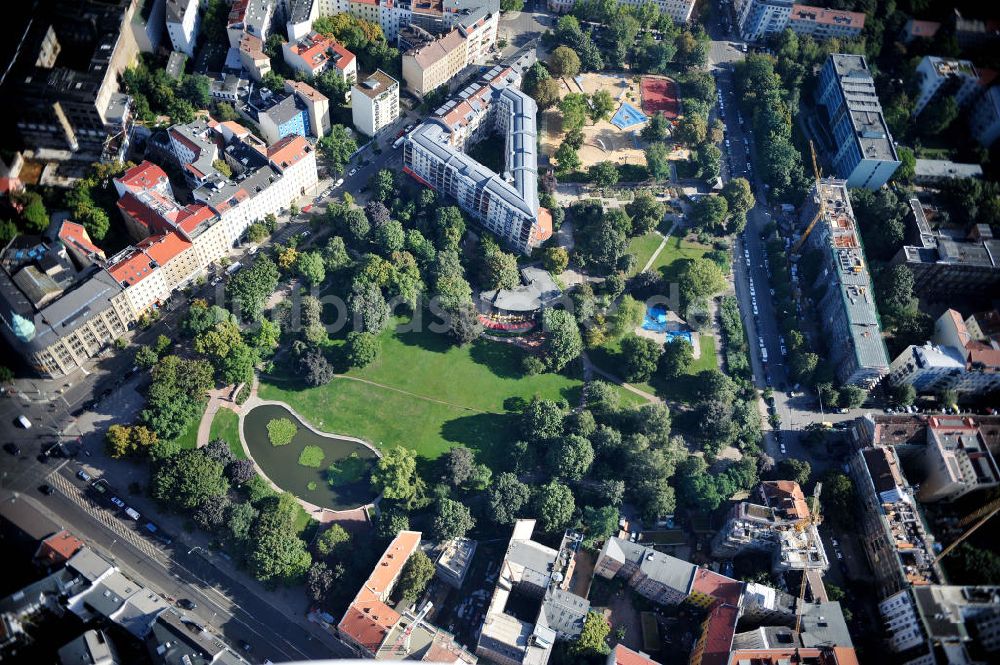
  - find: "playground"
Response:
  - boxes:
[640,76,680,119]
[539,72,651,170]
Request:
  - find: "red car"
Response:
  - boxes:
[301,205,313,213]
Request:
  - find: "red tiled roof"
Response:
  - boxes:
[610,644,660,665]
[534,207,553,243]
[108,248,156,286]
[967,345,1000,370]
[289,32,355,72]
[117,192,178,235]
[339,604,397,654]
[692,568,743,607]
[762,480,810,520]
[267,135,312,169]
[176,204,216,235]
[35,530,84,566]
[117,161,170,193]
[58,221,104,259]
[137,231,191,265]
[790,4,865,29]
[696,604,739,665]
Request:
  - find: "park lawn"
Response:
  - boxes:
[259,318,644,467]
[170,398,208,450]
[650,234,713,280]
[627,232,664,276]
[208,408,245,459]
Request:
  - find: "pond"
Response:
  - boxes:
[242,403,378,511]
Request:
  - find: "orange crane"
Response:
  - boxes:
[932,497,1000,565]
[794,482,823,636]
[791,141,824,255]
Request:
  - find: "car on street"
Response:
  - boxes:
[39,484,54,495]
[779,443,787,454]
[77,469,91,481]
[178,599,197,610]
[110,496,126,509]
[334,178,344,188]
[239,641,253,653]
[3,443,21,456]
[348,168,358,176]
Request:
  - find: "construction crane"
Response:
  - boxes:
[791,141,824,255]
[932,497,1000,565]
[794,482,823,636]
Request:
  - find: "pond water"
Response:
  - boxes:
[242,403,378,511]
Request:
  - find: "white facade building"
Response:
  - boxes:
[165,0,200,57]
[351,69,399,137]
[618,0,695,24]
[913,56,984,116]
[970,86,1000,148]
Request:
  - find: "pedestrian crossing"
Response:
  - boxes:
[47,471,164,561]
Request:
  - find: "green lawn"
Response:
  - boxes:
[170,399,208,450]
[259,320,583,467]
[649,234,712,280]
[208,408,246,459]
[590,333,719,404]
[627,232,665,276]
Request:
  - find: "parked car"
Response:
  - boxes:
[348,168,358,176]
[39,484,54,495]
[178,599,197,610]
[110,496,126,509]
[3,443,21,456]
[76,469,92,481]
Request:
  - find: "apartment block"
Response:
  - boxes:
[238,33,272,82]
[801,179,890,387]
[241,86,314,143]
[165,0,200,57]
[336,531,476,661]
[711,481,829,574]
[7,0,140,160]
[285,80,331,137]
[893,198,1000,299]
[788,4,865,40]
[0,223,133,378]
[352,69,400,137]
[735,0,794,42]
[815,54,901,190]
[402,27,471,98]
[917,416,999,502]
[227,0,275,50]
[913,56,991,116]
[913,159,983,184]
[282,31,357,83]
[477,521,589,665]
[617,0,696,24]
[969,86,1000,148]
[404,50,552,255]
[900,18,941,43]
[849,446,944,602]
[880,586,1000,665]
[888,308,1000,398]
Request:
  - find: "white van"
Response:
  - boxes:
[124,507,141,521]
[17,415,31,429]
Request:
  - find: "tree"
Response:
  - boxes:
[296,251,326,286]
[215,101,239,121]
[697,142,722,181]
[141,355,215,440]
[547,435,594,480]
[324,236,351,271]
[607,294,645,339]
[446,302,483,346]
[676,113,708,145]
[878,264,916,319]
[582,505,618,545]
[722,178,754,217]
[821,471,854,525]
[350,282,390,333]
[307,561,339,605]
[194,496,231,531]
[374,219,405,255]
[533,78,561,109]
[776,458,811,487]
[543,247,569,274]
[444,446,476,486]
[226,256,279,320]
[541,308,582,372]
[204,437,236,467]
[248,494,312,583]
[645,142,671,182]
[521,397,566,441]
[559,93,590,133]
[318,125,358,175]
[838,385,867,409]
[625,191,665,235]
[535,481,574,532]
[691,195,729,233]
[228,459,255,485]
[660,337,693,378]
[152,449,229,510]
[489,472,531,524]
[480,238,520,290]
[371,446,418,500]
[106,424,133,458]
[432,498,476,540]
[680,258,725,306]
[315,524,351,558]
[554,142,581,173]
[346,331,379,367]
[397,550,435,602]
[549,46,581,78]
[375,510,411,541]
[569,612,611,658]
[889,382,916,407]
[923,95,959,135]
[368,169,395,202]
[589,161,619,188]
[642,112,670,142]
[620,334,662,382]
[589,90,615,122]
[19,191,49,232]
[893,146,916,183]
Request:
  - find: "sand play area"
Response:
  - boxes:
[540,72,651,169]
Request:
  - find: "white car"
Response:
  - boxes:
[779,443,787,454]
[110,496,125,508]
[77,470,92,482]
[334,178,344,188]
[348,168,358,176]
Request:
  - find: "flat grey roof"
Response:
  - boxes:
[827,54,898,163]
[914,159,984,180]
